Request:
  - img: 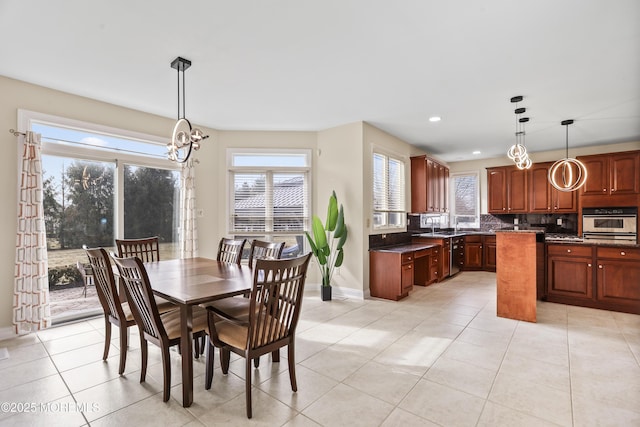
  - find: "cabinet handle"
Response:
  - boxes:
[567,249,572,253]
[598,265,603,269]
[503,208,506,211]
[408,265,412,269]
[407,256,412,261]
[603,188,607,192]
[588,263,591,267]
[611,188,615,192]
[620,251,626,256]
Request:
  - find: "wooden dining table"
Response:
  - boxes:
[142,257,254,407]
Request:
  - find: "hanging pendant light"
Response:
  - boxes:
[548,119,588,192]
[507,96,532,169]
[167,57,208,163]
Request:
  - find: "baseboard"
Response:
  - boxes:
[329,285,365,300]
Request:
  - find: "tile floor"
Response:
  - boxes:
[0,271,639,426]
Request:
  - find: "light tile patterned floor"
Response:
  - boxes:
[1,271,639,426]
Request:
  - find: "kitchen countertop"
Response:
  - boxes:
[369,242,439,253]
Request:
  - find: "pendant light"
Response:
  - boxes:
[548,119,588,192]
[167,57,208,163]
[507,96,532,169]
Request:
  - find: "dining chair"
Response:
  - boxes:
[115,236,161,262]
[247,240,285,268]
[206,239,285,366]
[112,255,209,402]
[205,253,312,418]
[216,238,247,265]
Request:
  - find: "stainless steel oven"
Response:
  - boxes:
[582,207,637,243]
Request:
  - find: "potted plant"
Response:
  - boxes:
[305,191,348,301]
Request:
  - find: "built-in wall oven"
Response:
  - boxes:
[582,207,638,244]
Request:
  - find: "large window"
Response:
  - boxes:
[228,149,311,259]
[373,151,405,229]
[22,110,181,322]
[451,172,480,228]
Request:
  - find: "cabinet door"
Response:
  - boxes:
[610,152,639,194]
[410,156,427,212]
[529,163,551,212]
[483,237,497,271]
[487,168,507,213]
[507,167,528,212]
[441,166,449,213]
[553,187,577,212]
[547,256,593,299]
[427,158,438,212]
[401,263,414,293]
[580,155,609,195]
[442,240,451,277]
[464,242,483,269]
[596,260,640,307]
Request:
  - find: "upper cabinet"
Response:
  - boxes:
[487,166,528,214]
[410,155,449,213]
[529,162,577,213]
[578,152,639,196]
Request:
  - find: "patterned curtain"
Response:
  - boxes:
[14,131,50,334]
[180,158,198,258]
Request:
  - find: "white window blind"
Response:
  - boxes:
[373,152,405,229]
[451,172,479,228]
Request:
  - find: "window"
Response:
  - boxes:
[21,110,181,322]
[451,172,479,228]
[373,151,405,229]
[228,149,311,259]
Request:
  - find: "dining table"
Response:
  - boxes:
[142,257,254,407]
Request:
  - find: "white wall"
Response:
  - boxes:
[448,142,640,214]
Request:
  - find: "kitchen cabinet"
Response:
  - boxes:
[546,243,640,314]
[483,235,496,271]
[578,151,640,198]
[369,244,435,301]
[546,244,593,301]
[528,162,577,213]
[412,236,450,281]
[595,247,640,313]
[487,166,528,214]
[463,235,483,270]
[411,155,449,213]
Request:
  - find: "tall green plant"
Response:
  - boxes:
[305,191,348,287]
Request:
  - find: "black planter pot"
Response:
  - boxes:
[321,286,332,301]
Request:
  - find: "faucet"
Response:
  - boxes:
[454,215,460,233]
[426,216,436,234]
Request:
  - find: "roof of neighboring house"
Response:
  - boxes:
[235,176,304,210]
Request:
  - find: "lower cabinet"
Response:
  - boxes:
[463,235,483,270]
[546,244,640,314]
[369,246,436,301]
[483,235,497,271]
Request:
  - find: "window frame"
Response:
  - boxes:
[450,171,480,229]
[226,148,312,240]
[372,148,407,231]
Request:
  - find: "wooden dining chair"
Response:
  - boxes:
[111,255,209,402]
[247,240,285,268]
[115,236,161,262]
[216,238,247,265]
[205,253,312,418]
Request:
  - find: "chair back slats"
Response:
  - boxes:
[217,238,247,265]
[115,237,160,262]
[112,255,166,342]
[248,240,286,268]
[248,254,311,349]
[85,247,124,321]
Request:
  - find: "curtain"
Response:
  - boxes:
[14,131,50,334]
[180,158,198,258]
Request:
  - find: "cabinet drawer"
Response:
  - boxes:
[414,248,431,258]
[597,247,640,261]
[465,235,482,243]
[401,253,414,264]
[547,244,592,257]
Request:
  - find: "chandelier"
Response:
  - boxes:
[167,57,208,163]
[507,95,532,170]
[548,119,588,192]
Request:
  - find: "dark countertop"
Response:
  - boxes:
[369,242,439,253]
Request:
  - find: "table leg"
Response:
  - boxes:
[180,304,194,407]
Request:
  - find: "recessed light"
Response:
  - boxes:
[473,151,481,155]
[428,116,441,122]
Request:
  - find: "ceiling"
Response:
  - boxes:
[1,0,638,162]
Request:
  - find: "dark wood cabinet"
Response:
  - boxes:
[463,235,483,270]
[546,244,640,314]
[529,162,577,213]
[547,245,593,300]
[369,245,436,301]
[487,166,528,214]
[579,151,640,197]
[411,155,449,213]
[413,237,450,281]
[483,235,496,271]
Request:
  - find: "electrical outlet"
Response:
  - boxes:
[557,218,563,226]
